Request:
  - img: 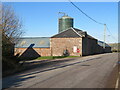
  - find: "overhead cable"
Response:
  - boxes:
[68,0,104,25]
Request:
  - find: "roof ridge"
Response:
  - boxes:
[71,27,82,37]
[72,28,83,31]
[58,27,73,34]
[51,27,73,37]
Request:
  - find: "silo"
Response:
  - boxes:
[58,15,73,33]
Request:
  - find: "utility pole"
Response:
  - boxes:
[103,24,106,49]
[107,35,110,44]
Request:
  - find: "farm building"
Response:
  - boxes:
[51,27,98,56]
[15,29,111,58]
[14,15,111,58]
[97,41,111,53]
[15,37,51,58]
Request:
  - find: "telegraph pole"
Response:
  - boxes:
[103,24,106,49]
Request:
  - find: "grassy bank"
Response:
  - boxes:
[36,56,79,60]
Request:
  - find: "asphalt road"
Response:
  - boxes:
[3,53,119,89]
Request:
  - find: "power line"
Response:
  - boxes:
[68,0,104,25]
[106,25,118,41]
[68,0,117,43]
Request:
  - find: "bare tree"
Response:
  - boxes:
[1,4,23,45]
[1,4,24,71]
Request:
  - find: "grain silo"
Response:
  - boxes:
[58,14,73,33]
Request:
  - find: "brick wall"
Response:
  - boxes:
[15,37,108,58]
[15,48,51,57]
[50,38,82,56]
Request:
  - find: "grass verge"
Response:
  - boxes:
[36,56,79,60]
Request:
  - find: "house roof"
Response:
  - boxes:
[98,41,111,47]
[15,37,50,48]
[51,27,96,40]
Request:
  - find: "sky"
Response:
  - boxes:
[3,2,118,43]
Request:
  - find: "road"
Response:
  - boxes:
[3,53,119,89]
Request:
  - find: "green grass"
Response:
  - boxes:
[36,56,79,60]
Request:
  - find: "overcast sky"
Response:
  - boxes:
[4,2,118,43]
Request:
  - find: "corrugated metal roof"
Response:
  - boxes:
[15,37,50,48]
[98,41,111,47]
[51,27,96,40]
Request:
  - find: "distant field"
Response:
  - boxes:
[109,43,120,52]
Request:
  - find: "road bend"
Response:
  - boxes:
[3,53,118,88]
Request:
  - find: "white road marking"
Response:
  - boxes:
[115,72,120,89]
[115,77,119,89]
[113,63,116,68]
